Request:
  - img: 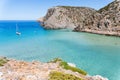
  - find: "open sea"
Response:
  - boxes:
[0,20,120,80]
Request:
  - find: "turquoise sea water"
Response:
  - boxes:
[0,21,120,80]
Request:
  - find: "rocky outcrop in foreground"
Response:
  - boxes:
[40,0,120,36]
[0,57,108,80]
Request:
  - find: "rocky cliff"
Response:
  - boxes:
[40,0,120,36]
[0,57,108,80]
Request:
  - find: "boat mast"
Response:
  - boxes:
[16,24,18,32]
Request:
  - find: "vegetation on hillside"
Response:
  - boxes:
[98,2,114,13]
[50,58,87,75]
[49,71,83,80]
[0,57,9,66]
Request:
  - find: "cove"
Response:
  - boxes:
[0,21,120,80]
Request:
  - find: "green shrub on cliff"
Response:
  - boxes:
[50,58,62,63]
[60,61,87,75]
[0,57,9,66]
[50,58,87,75]
[49,71,83,80]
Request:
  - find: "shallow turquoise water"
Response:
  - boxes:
[0,21,120,80]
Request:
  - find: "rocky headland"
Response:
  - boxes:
[0,57,108,80]
[39,0,120,36]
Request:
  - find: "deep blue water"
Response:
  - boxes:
[0,21,120,80]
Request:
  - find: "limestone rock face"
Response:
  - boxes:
[42,6,100,30]
[42,7,76,29]
[98,0,120,31]
[74,0,120,36]
[40,0,120,36]
[43,6,101,29]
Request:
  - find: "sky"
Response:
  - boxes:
[0,0,113,20]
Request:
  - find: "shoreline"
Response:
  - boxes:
[74,29,120,37]
[38,21,120,37]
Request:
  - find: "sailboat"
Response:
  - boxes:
[16,24,21,35]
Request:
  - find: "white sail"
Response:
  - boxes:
[16,24,21,35]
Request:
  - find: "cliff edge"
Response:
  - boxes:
[0,57,108,80]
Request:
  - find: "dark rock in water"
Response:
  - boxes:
[39,0,120,36]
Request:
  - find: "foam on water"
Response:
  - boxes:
[0,21,120,80]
